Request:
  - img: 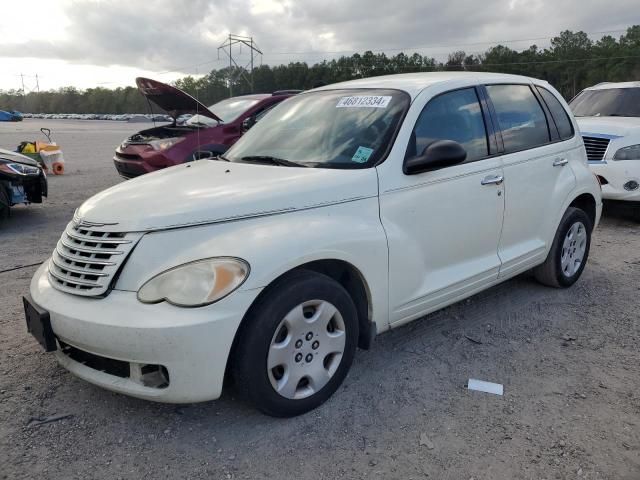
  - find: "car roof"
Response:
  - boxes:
[310,72,548,99]
[584,81,640,91]
[228,94,272,101]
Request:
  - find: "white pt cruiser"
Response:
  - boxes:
[25,72,602,417]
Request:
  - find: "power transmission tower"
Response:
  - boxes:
[217,34,263,97]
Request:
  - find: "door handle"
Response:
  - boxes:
[553,158,569,167]
[481,174,504,186]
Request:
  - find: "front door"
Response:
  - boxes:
[378,87,505,327]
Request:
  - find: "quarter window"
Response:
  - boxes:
[486,84,550,153]
[406,88,489,163]
[537,86,574,140]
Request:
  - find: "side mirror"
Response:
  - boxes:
[241,116,256,132]
[404,140,467,175]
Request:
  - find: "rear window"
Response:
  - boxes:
[537,87,574,140]
[486,84,550,153]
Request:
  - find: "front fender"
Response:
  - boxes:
[116,198,390,331]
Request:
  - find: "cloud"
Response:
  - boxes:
[0,0,637,84]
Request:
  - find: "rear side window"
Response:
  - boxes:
[406,88,488,163]
[537,87,574,140]
[486,84,550,153]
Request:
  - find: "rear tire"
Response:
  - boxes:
[533,207,592,288]
[232,270,358,417]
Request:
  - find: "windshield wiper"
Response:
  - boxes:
[215,154,230,162]
[240,155,309,167]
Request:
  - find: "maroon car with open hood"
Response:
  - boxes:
[113,77,298,178]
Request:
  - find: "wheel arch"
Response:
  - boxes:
[568,192,597,227]
[224,258,376,386]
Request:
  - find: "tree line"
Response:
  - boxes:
[1,26,639,115]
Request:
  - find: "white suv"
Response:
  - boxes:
[570,81,640,207]
[25,72,602,417]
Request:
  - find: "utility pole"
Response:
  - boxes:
[35,74,40,113]
[20,73,26,111]
[217,34,263,97]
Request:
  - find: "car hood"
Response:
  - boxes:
[75,160,379,232]
[0,147,40,167]
[576,116,640,138]
[136,77,222,122]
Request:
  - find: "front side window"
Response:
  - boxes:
[569,88,640,118]
[405,88,488,162]
[537,86,574,140]
[225,89,410,169]
[486,84,550,153]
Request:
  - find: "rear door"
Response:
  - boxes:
[483,83,577,278]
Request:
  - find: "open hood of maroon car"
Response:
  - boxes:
[135,77,222,122]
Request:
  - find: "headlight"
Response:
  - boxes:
[0,162,40,176]
[613,144,640,160]
[148,137,185,151]
[137,257,249,307]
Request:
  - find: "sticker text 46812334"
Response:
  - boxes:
[336,96,392,108]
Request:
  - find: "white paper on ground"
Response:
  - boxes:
[468,378,504,395]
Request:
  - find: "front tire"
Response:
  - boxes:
[232,270,359,417]
[533,207,592,288]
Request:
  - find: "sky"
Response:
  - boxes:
[0,0,637,91]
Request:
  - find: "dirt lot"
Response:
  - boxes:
[1,119,639,480]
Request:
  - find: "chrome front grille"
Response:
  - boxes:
[49,221,142,296]
[582,136,610,161]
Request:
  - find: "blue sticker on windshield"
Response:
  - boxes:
[352,146,374,163]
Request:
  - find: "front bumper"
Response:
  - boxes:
[29,262,261,403]
[112,155,156,179]
[590,160,640,201]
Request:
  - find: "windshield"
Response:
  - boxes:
[186,96,263,125]
[570,88,640,117]
[224,89,410,169]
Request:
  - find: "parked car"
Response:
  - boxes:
[25,72,601,416]
[113,77,299,178]
[0,110,23,122]
[0,148,47,220]
[569,81,640,211]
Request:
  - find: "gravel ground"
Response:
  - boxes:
[1,119,639,480]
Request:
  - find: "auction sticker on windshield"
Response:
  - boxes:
[352,146,374,163]
[336,96,392,108]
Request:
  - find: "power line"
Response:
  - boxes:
[3,27,636,90]
[212,54,640,71]
[127,27,631,76]
[261,28,630,56]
